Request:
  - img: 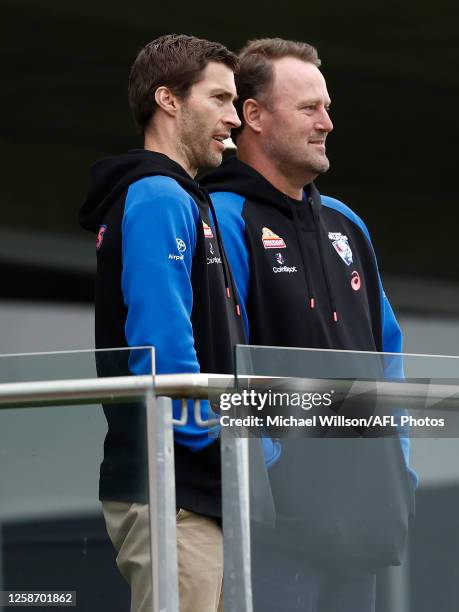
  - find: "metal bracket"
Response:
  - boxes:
[171,398,220,427]
[194,398,220,427]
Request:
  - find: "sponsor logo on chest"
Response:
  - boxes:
[206,228,221,265]
[259,228,298,274]
[202,221,221,264]
[96,224,107,250]
[271,252,297,275]
[262,227,286,249]
[203,221,214,239]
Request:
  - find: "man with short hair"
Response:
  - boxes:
[203,38,414,612]
[79,34,246,612]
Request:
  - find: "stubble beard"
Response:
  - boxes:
[269,134,330,184]
[269,136,330,186]
[178,106,222,172]
[309,150,330,175]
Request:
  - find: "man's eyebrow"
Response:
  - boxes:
[210,88,238,101]
[297,98,332,107]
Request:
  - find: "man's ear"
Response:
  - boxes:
[242,98,263,134]
[154,86,180,116]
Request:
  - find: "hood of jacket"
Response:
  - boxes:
[79,149,203,232]
[201,155,321,214]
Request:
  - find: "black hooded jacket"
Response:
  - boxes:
[202,156,402,354]
[80,149,245,515]
[202,157,416,569]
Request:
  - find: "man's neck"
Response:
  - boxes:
[144,131,197,178]
[237,143,312,200]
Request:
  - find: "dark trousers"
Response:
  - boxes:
[251,540,376,612]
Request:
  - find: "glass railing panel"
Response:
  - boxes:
[0,347,158,612]
[0,346,153,383]
[221,346,459,612]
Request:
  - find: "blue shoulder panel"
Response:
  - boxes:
[322,196,416,483]
[210,191,250,339]
[122,175,219,450]
[321,195,372,242]
[321,196,403,353]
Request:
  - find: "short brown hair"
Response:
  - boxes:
[128,34,238,134]
[233,38,321,140]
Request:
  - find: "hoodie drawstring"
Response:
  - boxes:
[288,192,339,323]
[308,194,339,323]
[286,196,316,310]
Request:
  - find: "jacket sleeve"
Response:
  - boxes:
[380,287,418,486]
[122,175,219,450]
[350,213,415,478]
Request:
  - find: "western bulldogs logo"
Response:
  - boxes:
[328,232,353,266]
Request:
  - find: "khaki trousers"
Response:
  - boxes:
[102,501,224,612]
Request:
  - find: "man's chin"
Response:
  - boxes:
[313,157,330,175]
[199,152,223,171]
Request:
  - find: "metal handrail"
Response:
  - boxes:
[0,373,459,410]
[0,373,231,408]
[1,370,457,612]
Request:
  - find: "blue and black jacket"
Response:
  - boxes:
[79,149,246,516]
[203,157,415,565]
[203,157,401,358]
[203,157,410,455]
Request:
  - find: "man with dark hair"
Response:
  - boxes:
[203,38,415,612]
[79,34,248,612]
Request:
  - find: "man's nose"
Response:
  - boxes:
[316,108,333,133]
[225,104,242,129]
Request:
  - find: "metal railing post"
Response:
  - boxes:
[146,393,179,612]
[2,367,459,612]
[221,432,253,612]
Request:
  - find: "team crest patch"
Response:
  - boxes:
[96,224,107,250]
[262,227,286,249]
[328,232,353,266]
[203,221,214,239]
